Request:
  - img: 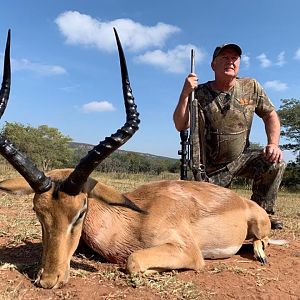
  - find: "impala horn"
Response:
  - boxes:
[0,29,11,118]
[61,28,140,195]
[0,28,139,195]
[0,29,52,193]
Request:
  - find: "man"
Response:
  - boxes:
[173,43,286,229]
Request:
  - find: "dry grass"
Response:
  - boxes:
[69,253,205,300]
[92,171,179,192]
[0,193,41,246]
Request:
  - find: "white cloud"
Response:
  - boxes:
[55,11,180,52]
[11,57,66,75]
[135,44,205,73]
[294,48,300,60]
[82,101,115,113]
[275,51,285,66]
[256,53,271,68]
[241,54,250,68]
[264,80,288,91]
[256,51,285,68]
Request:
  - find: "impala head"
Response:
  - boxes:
[0,29,139,288]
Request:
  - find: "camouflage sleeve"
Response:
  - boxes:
[195,82,211,108]
[254,79,275,118]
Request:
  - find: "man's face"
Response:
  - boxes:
[211,47,240,78]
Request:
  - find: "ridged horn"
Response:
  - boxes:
[61,28,140,195]
[0,29,11,118]
[0,29,52,194]
[0,138,52,193]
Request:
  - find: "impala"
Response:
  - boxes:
[0,29,272,289]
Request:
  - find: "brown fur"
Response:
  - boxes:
[0,169,271,288]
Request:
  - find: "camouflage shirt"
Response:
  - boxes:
[194,77,275,166]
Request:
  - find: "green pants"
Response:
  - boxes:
[204,150,286,214]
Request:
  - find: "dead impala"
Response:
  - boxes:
[0,29,273,289]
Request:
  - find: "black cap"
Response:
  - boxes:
[212,43,242,61]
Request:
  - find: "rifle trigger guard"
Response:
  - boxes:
[192,164,209,182]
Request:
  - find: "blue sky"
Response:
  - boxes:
[0,0,299,161]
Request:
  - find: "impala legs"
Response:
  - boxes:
[126,243,204,274]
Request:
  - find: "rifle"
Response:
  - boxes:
[178,49,195,180]
[178,128,188,180]
[178,49,208,181]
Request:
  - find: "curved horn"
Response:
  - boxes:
[0,30,52,194]
[0,29,11,119]
[61,28,140,195]
[0,138,52,193]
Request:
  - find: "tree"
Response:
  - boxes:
[277,98,300,156]
[1,122,74,171]
[277,98,300,190]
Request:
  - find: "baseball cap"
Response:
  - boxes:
[212,43,242,61]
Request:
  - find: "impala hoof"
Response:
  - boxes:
[257,255,268,265]
[253,239,268,265]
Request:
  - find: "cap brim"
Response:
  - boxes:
[212,43,242,61]
[221,44,242,56]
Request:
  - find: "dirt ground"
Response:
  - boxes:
[0,190,299,299]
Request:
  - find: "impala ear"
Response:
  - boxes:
[87,180,145,213]
[0,177,34,195]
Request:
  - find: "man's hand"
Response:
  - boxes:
[182,73,198,97]
[262,111,283,163]
[263,143,283,163]
[174,73,199,131]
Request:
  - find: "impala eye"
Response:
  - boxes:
[78,209,86,220]
[73,200,88,226]
[73,208,86,226]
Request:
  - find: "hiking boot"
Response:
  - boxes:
[269,215,283,230]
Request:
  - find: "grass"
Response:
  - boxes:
[92,171,179,192]
[0,192,41,246]
[69,258,204,300]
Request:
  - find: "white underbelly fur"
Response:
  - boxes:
[202,245,242,259]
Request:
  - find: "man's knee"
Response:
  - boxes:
[274,161,286,171]
[266,160,286,177]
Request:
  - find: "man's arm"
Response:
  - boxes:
[173,73,198,131]
[262,110,283,163]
